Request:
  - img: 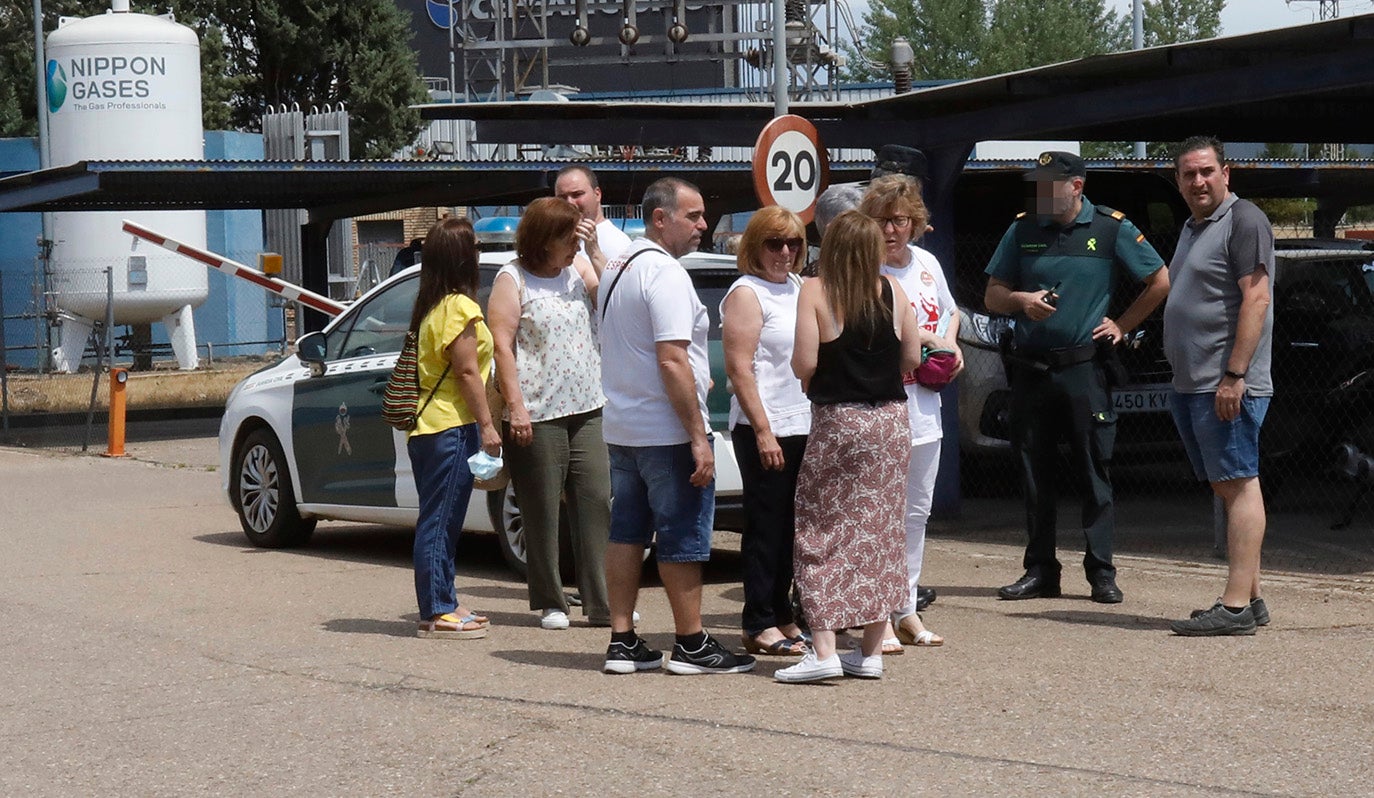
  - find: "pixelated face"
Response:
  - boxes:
[1176,147,1230,220]
[554,170,601,221]
[654,187,707,258]
[1034,176,1082,221]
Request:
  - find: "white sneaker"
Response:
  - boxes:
[540,609,570,630]
[774,651,843,683]
[839,649,884,679]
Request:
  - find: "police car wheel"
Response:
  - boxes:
[232,427,316,548]
[486,484,575,581]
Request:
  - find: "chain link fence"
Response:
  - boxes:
[944,181,1374,530]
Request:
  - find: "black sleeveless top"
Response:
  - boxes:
[806,278,907,406]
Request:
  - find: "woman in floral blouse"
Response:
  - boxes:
[488,197,611,630]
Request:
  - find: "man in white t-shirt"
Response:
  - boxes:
[595,177,754,676]
[555,165,632,269]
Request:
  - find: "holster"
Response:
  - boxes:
[1095,338,1130,389]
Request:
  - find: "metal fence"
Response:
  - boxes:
[1,250,290,375]
[946,215,1374,532]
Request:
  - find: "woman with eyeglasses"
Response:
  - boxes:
[776,210,933,682]
[720,206,813,657]
[487,197,611,631]
[860,174,964,651]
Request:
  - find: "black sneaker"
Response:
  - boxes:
[1170,602,1257,636]
[665,634,756,674]
[603,637,664,674]
[1191,597,1269,627]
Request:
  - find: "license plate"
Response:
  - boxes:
[1113,385,1170,414]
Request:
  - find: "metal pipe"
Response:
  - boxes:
[771,0,787,115]
[448,0,457,102]
[1132,0,1145,158]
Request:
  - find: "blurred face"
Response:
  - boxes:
[554,170,601,222]
[1176,147,1230,221]
[1034,177,1082,222]
[872,210,915,263]
[553,230,579,269]
[654,188,707,258]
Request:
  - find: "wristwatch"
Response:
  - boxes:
[1224,369,1246,380]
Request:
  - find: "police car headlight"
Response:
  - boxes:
[959,309,1014,349]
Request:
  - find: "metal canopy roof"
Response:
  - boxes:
[424,13,1374,149]
[0,159,870,216]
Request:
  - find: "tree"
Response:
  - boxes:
[1142,0,1225,46]
[0,0,428,158]
[846,0,988,82]
[846,0,1128,83]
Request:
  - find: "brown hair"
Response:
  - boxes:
[516,197,581,268]
[409,217,479,332]
[737,206,806,278]
[859,174,930,243]
[817,210,890,338]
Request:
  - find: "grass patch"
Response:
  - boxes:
[2,358,277,414]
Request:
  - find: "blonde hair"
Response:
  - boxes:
[818,210,889,336]
[736,206,806,277]
[860,174,930,242]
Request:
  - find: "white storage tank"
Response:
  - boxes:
[45,0,207,371]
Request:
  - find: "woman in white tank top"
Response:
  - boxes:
[720,206,813,657]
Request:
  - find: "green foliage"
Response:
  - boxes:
[845,0,1128,83]
[1142,0,1225,46]
[0,0,427,158]
[1253,197,1314,227]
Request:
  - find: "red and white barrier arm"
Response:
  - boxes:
[121,219,348,318]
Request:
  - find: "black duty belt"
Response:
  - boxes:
[1016,344,1098,369]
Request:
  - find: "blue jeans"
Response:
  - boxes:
[408,423,479,618]
[608,441,715,563]
[1169,391,1269,483]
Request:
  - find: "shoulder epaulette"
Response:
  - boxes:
[1015,211,1027,219]
[1093,204,1125,221]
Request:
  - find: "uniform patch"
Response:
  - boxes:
[1087,237,1098,251]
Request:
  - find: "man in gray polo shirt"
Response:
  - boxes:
[1163,136,1275,636]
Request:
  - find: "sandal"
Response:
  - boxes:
[417,612,489,639]
[742,634,807,657]
[880,636,905,656]
[894,617,944,647]
[454,607,489,628]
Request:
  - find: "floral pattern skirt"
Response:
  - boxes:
[793,400,911,631]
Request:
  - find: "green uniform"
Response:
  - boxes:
[984,197,1164,582]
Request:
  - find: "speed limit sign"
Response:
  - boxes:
[752,115,830,224]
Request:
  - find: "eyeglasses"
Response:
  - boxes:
[875,215,913,229]
[763,237,805,252]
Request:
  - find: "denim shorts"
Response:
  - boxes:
[608,441,715,563]
[1169,390,1270,483]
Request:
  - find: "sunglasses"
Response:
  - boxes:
[763,237,805,252]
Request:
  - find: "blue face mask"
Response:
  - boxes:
[467,450,504,481]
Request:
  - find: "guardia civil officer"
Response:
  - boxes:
[983,151,1170,604]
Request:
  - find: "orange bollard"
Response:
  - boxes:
[105,368,128,458]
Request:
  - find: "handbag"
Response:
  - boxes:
[916,346,959,391]
[381,331,450,431]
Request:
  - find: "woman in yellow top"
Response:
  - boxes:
[408,217,502,639]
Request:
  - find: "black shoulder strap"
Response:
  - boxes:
[600,246,659,322]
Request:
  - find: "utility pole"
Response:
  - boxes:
[1287,1,1339,21]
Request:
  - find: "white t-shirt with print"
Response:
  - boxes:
[882,244,956,446]
[598,239,711,447]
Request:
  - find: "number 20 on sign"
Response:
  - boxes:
[752,115,830,224]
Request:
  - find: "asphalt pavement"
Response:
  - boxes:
[2,427,1372,796]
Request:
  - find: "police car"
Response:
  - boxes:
[219,250,744,576]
